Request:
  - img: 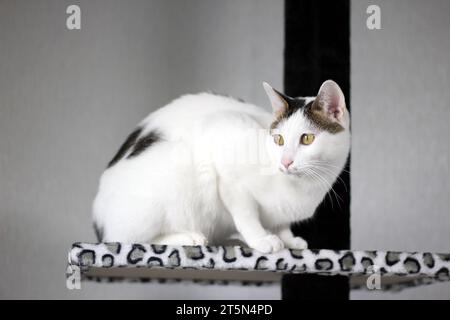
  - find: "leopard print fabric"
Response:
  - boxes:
[67,243,450,288]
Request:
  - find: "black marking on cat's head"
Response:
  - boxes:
[270,96,344,134]
[107,127,142,168]
[265,81,345,134]
[269,94,310,131]
[303,99,345,134]
[127,130,162,159]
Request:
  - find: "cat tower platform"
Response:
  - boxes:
[66,243,450,292]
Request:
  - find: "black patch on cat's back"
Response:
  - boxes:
[107,127,142,168]
[127,130,161,159]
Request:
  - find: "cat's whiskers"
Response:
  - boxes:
[300,166,336,210]
[308,168,340,209]
[309,170,335,210]
[306,160,349,192]
[301,164,343,210]
[314,169,344,210]
[308,160,350,174]
[308,164,348,193]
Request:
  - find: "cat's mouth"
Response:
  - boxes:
[279,166,305,177]
[281,165,321,180]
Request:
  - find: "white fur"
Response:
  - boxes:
[93,81,350,253]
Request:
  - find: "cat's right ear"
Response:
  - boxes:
[263,82,289,115]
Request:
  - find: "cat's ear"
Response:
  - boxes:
[263,82,289,115]
[314,80,346,122]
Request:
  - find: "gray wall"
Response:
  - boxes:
[351,0,450,299]
[0,0,282,299]
[1,0,449,300]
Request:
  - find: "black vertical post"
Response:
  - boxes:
[281,0,351,300]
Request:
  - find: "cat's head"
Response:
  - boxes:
[263,80,350,177]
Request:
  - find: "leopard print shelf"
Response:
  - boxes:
[67,243,450,290]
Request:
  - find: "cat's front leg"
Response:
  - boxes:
[221,188,284,253]
[278,226,308,249]
[235,215,284,254]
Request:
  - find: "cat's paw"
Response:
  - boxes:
[185,232,208,246]
[285,236,308,250]
[250,234,284,253]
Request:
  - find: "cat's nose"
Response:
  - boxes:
[281,158,294,169]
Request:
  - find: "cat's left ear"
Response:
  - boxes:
[314,80,347,122]
[263,82,289,116]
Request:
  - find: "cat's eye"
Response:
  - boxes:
[300,133,315,145]
[273,134,284,146]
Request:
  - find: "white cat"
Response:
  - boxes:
[92,80,350,253]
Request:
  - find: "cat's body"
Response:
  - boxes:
[93,81,350,253]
